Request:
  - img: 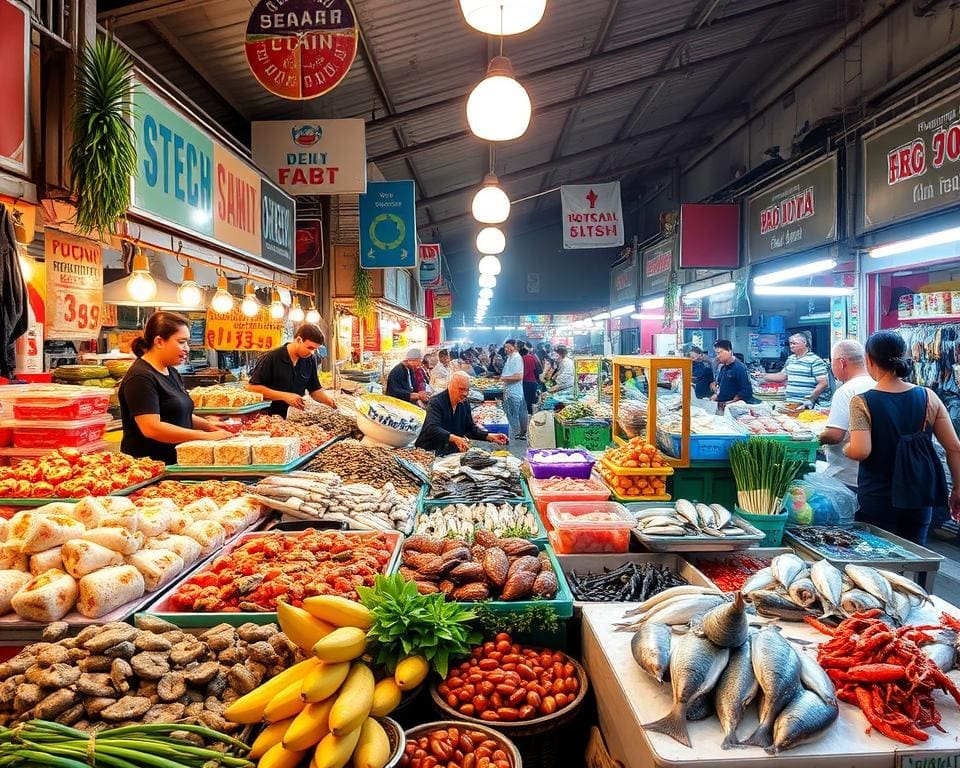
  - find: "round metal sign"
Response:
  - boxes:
[245,0,359,100]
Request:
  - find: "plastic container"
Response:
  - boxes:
[546,501,635,554]
[554,420,611,451]
[0,421,11,448]
[0,439,110,465]
[759,434,820,464]
[667,460,739,512]
[735,507,789,546]
[10,414,111,449]
[526,448,596,479]
[662,425,749,461]
[11,389,111,420]
[483,422,509,435]
[527,475,611,517]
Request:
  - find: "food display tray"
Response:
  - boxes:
[526,448,597,480]
[139,529,404,628]
[419,478,532,509]
[412,500,548,544]
[627,502,766,552]
[164,445,322,476]
[192,401,272,415]
[0,475,165,507]
[600,456,675,477]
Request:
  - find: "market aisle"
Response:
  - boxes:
[926,529,960,605]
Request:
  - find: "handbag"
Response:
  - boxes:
[888,389,948,508]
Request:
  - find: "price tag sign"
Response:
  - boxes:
[897,752,960,768]
[44,231,104,340]
[205,306,283,352]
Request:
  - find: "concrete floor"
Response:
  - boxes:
[925,527,960,605]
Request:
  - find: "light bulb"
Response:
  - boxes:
[472,174,510,224]
[269,289,285,320]
[17,253,33,282]
[240,282,260,318]
[479,274,496,288]
[479,287,493,299]
[127,248,157,302]
[477,227,505,255]
[306,305,321,324]
[177,264,202,307]
[478,254,502,275]
[289,301,305,323]
[459,0,546,35]
[467,57,531,141]
[211,274,234,314]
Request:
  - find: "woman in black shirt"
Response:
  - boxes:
[119,311,231,463]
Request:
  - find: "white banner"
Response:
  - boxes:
[561,181,624,249]
[252,119,367,195]
[418,243,442,289]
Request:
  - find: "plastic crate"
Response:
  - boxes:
[11,414,111,449]
[546,501,634,554]
[661,425,750,461]
[554,420,611,451]
[527,476,611,517]
[756,434,820,464]
[483,422,509,435]
[667,460,739,512]
[526,448,596,479]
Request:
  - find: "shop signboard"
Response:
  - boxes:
[708,287,751,319]
[131,79,296,273]
[251,119,367,194]
[862,92,960,232]
[359,180,417,269]
[641,238,675,296]
[746,155,838,264]
[383,268,398,304]
[396,270,412,310]
[205,306,283,352]
[520,314,551,324]
[560,181,624,249]
[245,0,358,101]
[419,243,442,289]
[681,298,702,323]
[610,252,638,307]
[44,231,103,340]
[434,290,452,319]
[0,0,28,176]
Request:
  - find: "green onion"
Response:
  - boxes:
[729,437,805,515]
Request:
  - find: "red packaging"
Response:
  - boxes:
[11,415,111,449]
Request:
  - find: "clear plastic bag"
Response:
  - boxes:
[783,473,857,527]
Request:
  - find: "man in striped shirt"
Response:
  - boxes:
[763,333,830,407]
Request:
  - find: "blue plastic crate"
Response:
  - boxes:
[483,422,509,435]
[663,430,750,461]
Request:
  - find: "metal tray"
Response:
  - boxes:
[139,528,404,628]
[192,401,271,415]
[421,477,531,508]
[0,475,165,507]
[412,499,547,544]
[627,502,766,552]
[164,446,322,476]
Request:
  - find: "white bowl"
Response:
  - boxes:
[356,410,421,448]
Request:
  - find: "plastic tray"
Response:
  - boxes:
[483,422,510,435]
[527,475,611,517]
[421,477,531,508]
[599,456,675,477]
[164,445,322,476]
[627,502,766,552]
[526,448,597,479]
[11,390,111,421]
[192,401,270,415]
[0,475,165,506]
[546,501,635,554]
[413,499,547,543]
[10,414,111,449]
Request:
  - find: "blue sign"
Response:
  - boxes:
[360,180,417,269]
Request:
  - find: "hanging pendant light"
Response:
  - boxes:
[479,287,494,300]
[211,273,235,314]
[460,0,547,35]
[176,264,203,307]
[269,288,286,320]
[305,301,321,324]
[472,173,511,224]
[288,297,305,323]
[240,281,260,318]
[477,226,506,255]
[467,57,531,141]
[478,254,502,276]
[127,247,157,303]
[478,274,497,289]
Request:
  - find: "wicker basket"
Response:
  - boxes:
[403,721,522,768]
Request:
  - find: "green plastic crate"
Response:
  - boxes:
[667,460,739,511]
[754,434,820,464]
[554,420,612,451]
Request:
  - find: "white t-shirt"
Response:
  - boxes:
[430,362,452,393]
[823,374,875,486]
[501,352,524,400]
[554,357,575,390]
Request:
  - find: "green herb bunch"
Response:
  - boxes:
[358,574,481,678]
[474,603,559,637]
[354,265,373,318]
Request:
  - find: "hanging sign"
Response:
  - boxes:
[561,181,624,249]
[205,306,283,352]
[260,180,296,270]
[641,238,675,296]
[251,119,366,194]
[862,92,960,232]
[610,252,638,306]
[44,231,104,340]
[708,288,751,319]
[681,298,702,323]
[0,0,28,176]
[746,155,838,264]
[419,243,442,289]
[245,0,359,100]
[359,180,417,269]
[434,289,452,319]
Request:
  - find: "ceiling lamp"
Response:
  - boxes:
[478,274,496,289]
[241,281,260,318]
[126,247,157,303]
[472,174,511,224]
[478,298,491,309]
[478,254,502,276]
[684,281,736,300]
[176,264,202,308]
[460,0,546,35]
[479,287,494,299]
[467,57,531,141]
[477,226,506,255]
[269,288,285,320]
[288,298,305,323]
[211,273,235,314]
[306,302,321,324]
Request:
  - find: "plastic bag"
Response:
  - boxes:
[783,473,857,527]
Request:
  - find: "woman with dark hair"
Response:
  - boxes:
[118,311,231,463]
[519,341,541,415]
[846,331,960,544]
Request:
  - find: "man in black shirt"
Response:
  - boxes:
[416,372,509,454]
[386,348,430,405]
[246,323,336,418]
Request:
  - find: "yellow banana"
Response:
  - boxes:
[278,601,336,653]
[301,661,351,703]
[394,655,429,690]
[249,717,293,759]
[283,698,334,752]
[313,725,363,768]
[258,742,307,768]
[329,662,375,736]
[302,595,373,629]
[264,678,308,722]
[352,717,391,768]
[369,678,402,717]
[312,626,367,663]
[225,657,320,724]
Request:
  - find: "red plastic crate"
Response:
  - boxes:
[11,414,110,449]
[13,391,111,420]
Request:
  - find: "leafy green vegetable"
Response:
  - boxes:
[358,574,481,678]
[473,602,559,637]
[354,266,373,318]
[730,437,806,515]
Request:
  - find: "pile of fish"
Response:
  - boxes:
[251,471,415,533]
[742,553,929,625]
[427,451,524,503]
[635,499,749,538]
[629,590,839,753]
[566,562,687,602]
[414,503,539,539]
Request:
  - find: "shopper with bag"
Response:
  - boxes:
[846,331,960,544]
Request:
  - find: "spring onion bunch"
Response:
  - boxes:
[729,437,805,515]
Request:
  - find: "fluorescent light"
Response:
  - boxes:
[754,285,853,297]
[753,258,837,285]
[479,287,493,299]
[685,281,736,300]
[494,325,514,330]
[870,226,960,258]
[630,313,666,320]
[590,312,611,321]
[610,304,635,317]
[640,296,665,310]
[476,325,492,331]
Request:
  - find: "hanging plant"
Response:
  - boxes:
[354,264,373,318]
[69,36,137,236]
[663,271,681,329]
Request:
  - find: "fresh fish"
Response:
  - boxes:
[643,631,730,747]
[889,589,914,626]
[637,515,684,529]
[745,626,802,748]
[788,578,819,608]
[640,525,688,537]
[741,566,777,594]
[749,591,818,621]
[710,503,733,529]
[631,623,673,683]
[795,650,836,706]
[844,564,894,608]
[674,499,701,530]
[771,553,807,589]
[879,570,931,603]
[840,588,883,615]
[922,642,957,672]
[686,691,715,721]
[622,586,722,617]
[715,639,758,749]
[616,594,729,630]
[809,560,843,612]
[634,507,680,519]
[768,688,839,755]
[700,592,749,648]
[696,503,718,528]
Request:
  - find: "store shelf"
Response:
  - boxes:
[897,314,960,323]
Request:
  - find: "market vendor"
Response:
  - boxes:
[246,323,337,417]
[385,348,430,405]
[119,311,233,464]
[711,339,755,411]
[819,339,875,489]
[763,333,830,407]
[415,371,509,454]
[430,349,453,393]
[547,345,575,393]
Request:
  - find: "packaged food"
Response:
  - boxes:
[11,388,111,420]
[897,293,914,318]
[546,501,635,553]
[213,440,252,466]
[175,441,215,466]
[10,414,111,449]
[251,437,301,465]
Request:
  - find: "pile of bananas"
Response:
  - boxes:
[224,596,429,768]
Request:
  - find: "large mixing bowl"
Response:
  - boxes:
[355,393,425,448]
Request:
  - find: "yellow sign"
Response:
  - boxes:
[434,292,452,319]
[205,306,283,352]
[576,358,601,375]
[44,230,103,340]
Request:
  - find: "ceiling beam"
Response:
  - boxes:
[99,0,213,28]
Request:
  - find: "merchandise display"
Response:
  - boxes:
[0,449,164,499]
[427,452,525,503]
[189,385,263,409]
[414,503,540,539]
